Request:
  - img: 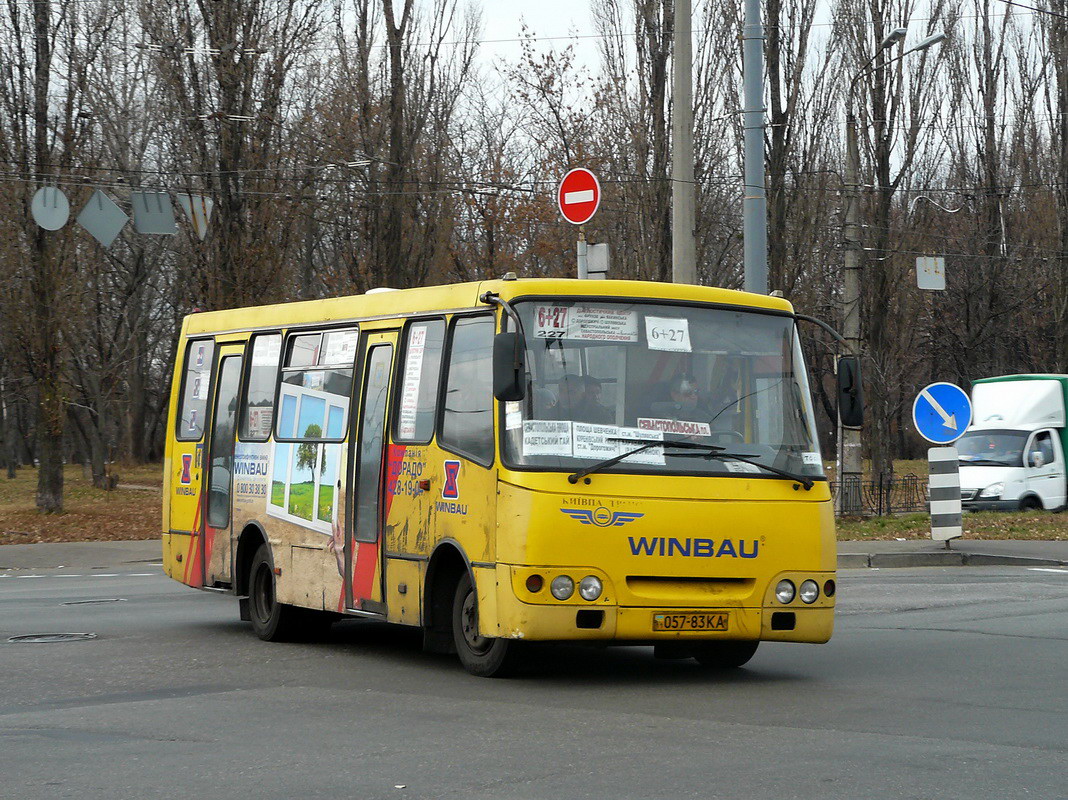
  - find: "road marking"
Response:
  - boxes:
[920,388,957,430]
[1,571,160,580]
[1028,568,1068,573]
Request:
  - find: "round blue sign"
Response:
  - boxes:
[912,382,972,444]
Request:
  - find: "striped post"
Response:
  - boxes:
[928,447,962,542]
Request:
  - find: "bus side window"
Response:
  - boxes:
[177,338,215,441]
[239,333,282,441]
[440,316,494,465]
[395,319,445,444]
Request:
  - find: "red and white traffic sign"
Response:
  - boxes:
[557,168,601,226]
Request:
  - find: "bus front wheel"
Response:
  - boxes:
[248,543,303,642]
[452,572,519,677]
[691,640,759,669]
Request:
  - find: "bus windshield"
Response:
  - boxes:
[501,300,825,480]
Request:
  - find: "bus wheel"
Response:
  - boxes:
[452,572,518,677]
[1019,496,1043,511]
[690,640,759,669]
[248,543,301,642]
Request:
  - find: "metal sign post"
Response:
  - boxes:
[913,382,973,546]
[558,169,602,280]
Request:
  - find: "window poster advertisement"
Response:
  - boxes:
[398,326,427,438]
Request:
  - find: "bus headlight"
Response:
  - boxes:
[578,576,602,601]
[551,575,575,600]
[799,580,820,604]
[775,579,796,604]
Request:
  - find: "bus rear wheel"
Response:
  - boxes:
[248,543,303,642]
[452,572,519,677]
[691,640,759,669]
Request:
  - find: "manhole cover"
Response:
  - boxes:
[8,633,98,643]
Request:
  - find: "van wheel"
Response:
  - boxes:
[452,572,519,677]
[248,543,301,641]
[691,640,759,669]
[1019,496,1043,511]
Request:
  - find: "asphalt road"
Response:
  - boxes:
[2,565,1066,800]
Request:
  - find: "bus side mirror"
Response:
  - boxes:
[837,356,864,428]
[493,332,526,402]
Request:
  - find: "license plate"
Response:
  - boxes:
[652,612,729,632]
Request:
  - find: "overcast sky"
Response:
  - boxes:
[478,1,598,66]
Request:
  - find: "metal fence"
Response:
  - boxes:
[830,474,928,517]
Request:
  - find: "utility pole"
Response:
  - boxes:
[671,0,696,284]
[742,0,768,295]
[839,105,864,514]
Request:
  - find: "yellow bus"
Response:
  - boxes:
[162,278,861,676]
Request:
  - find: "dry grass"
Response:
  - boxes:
[0,464,163,545]
[836,510,1068,541]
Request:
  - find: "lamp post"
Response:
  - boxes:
[838,30,946,515]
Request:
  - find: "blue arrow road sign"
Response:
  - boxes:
[912,382,972,444]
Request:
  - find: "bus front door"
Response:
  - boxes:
[345,332,397,613]
[202,346,244,588]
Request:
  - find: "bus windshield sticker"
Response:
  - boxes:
[534,305,569,339]
[566,306,638,343]
[522,420,572,455]
[505,401,523,430]
[645,316,691,352]
[572,423,619,460]
[725,461,762,474]
[398,326,427,438]
[802,452,822,466]
[322,330,358,365]
[617,426,664,465]
[637,418,711,437]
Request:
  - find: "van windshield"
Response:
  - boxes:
[957,430,1027,466]
[501,300,825,480]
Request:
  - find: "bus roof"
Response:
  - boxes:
[182,278,795,337]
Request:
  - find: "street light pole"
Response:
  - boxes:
[672,0,696,284]
[837,29,945,515]
[742,0,768,295]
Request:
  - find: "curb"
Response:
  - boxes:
[838,552,1068,569]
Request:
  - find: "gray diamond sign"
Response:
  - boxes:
[77,189,129,248]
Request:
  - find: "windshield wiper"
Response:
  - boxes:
[671,449,815,489]
[959,458,1013,466]
[566,438,725,484]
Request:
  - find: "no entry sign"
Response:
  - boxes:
[557,168,601,225]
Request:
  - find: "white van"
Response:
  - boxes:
[958,375,1067,512]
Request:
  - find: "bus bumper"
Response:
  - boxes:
[490,566,834,644]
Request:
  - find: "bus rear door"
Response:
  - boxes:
[202,345,244,588]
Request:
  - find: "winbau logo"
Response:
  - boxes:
[561,507,643,527]
[628,537,759,558]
